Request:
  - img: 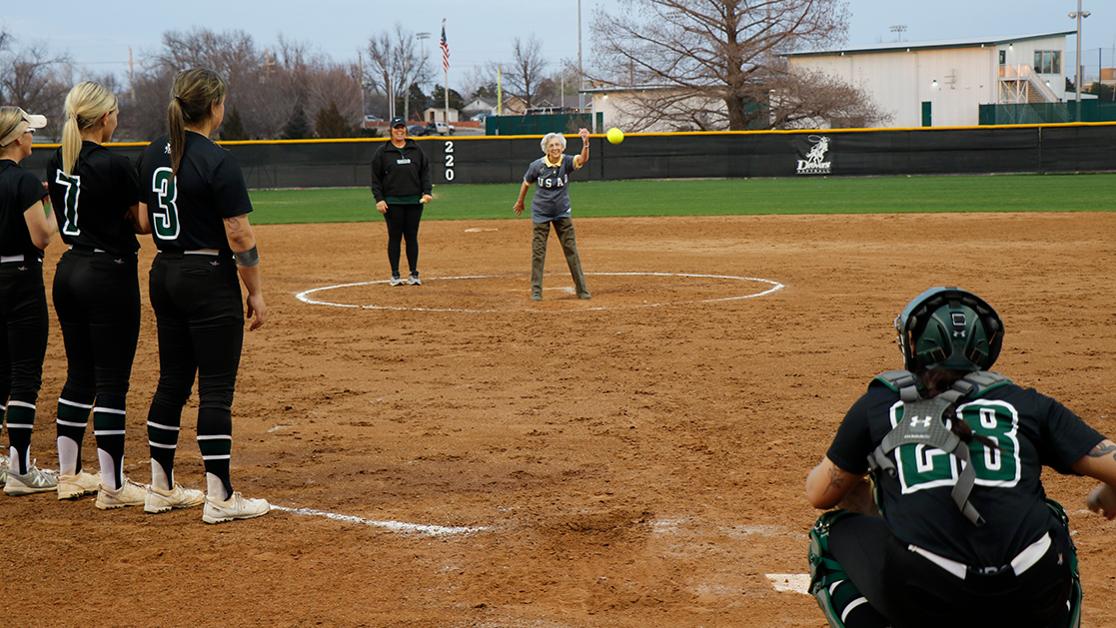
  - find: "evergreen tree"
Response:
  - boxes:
[220,107,248,140]
[282,101,311,140]
[314,101,355,138]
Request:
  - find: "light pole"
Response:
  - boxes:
[415,32,431,122]
[1070,0,1091,121]
[577,0,584,112]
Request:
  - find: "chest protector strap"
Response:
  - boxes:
[867,370,1009,527]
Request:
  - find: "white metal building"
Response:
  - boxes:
[785,31,1074,127]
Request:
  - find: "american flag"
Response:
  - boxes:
[440,20,450,72]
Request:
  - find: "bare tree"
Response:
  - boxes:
[0,33,71,132]
[591,0,884,130]
[364,24,430,121]
[502,36,547,109]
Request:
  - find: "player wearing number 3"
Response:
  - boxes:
[513,128,591,301]
[45,82,144,505]
[805,287,1116,627]
[136,68,268,523]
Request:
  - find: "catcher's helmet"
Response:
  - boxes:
[895,287,1003,372]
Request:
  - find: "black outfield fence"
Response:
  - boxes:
[23,123,1116,189]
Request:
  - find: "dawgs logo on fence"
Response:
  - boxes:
[796,135,832,175]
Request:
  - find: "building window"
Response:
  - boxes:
[999,50,1006,65]
[1033,50,1061,74]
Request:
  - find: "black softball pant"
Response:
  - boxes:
[829,513,1072,627]
[0,260,48,472]
[383,203,423,277]
[146,252,243,495]
[52,249,140,410]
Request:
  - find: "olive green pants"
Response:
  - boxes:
[531,218,589,298]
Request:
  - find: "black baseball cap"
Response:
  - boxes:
[390,116,406,128]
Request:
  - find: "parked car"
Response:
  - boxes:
[407,124,429,136]
[432,121,455,135]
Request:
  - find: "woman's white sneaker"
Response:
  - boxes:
[3,461,58,496]
[145,483,205,514]
[57,470,100,500]
[95,478,147,509]
[202,491,270,524]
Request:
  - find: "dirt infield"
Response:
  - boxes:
[3,212,1114,626]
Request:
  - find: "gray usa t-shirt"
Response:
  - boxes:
[524,154,577,224]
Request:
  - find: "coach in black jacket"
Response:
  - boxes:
[370,117,433,286]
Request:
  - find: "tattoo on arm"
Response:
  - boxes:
[1086,440,1116,460]
[827,465,848,490]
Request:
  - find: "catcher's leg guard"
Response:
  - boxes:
[1045,499,1083,628]
[808,510,887,628]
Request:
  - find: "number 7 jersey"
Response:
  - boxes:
[46,141,140,255]
[826,375,1102,568]
[136,132,252,252]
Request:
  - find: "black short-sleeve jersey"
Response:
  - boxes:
[136,132,252,252]
[46,142,140,255]
[0,159,47,258]
[827,376,1102,567]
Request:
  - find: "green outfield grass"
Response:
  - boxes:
[248,173,1116,225]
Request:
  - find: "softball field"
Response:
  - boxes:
[3,211,1114,626]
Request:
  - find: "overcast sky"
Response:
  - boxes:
[4,0,1114,89]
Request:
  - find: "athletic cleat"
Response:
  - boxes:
[4,461,59,496]
[408,274,422,286]
[95,478,147,509]
[145,483,205,514]
[531,291,542,301]
[202,491,270,524]
[57,470,101,500]
[389,276,405,286]
[578,291,592,300]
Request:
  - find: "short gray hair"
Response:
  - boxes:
[540,132,567,153]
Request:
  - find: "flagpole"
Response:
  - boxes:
[442,18,450,130]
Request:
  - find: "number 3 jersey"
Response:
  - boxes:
[827,376,1102,567]
[136,132,252,253]
[46,142,140,256]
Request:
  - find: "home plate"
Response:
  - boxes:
[766,573,810,594]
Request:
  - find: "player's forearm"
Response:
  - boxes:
[237,264,263,297]
[579,141,589,165]
[516,181,531,203]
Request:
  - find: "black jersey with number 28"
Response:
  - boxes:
[46,141,141,255]
[136,132,252,252]
[827,378,1101,568]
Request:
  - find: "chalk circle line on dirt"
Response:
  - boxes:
[294,272,786,313]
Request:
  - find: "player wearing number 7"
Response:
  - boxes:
[804,287,1116,627]
[45,82,145,506]
[136,68,268,523]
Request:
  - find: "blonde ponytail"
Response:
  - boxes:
[60,81,118,175]
[167,68,227,175]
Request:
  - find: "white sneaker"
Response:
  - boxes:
[408,274,422,286]
[3,460,58,495]
[95,478,147,509]
[145,483,205,514]
[389,276,405,286]
[57,470,100,500]
[203,491,270,524]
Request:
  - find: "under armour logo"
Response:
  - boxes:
[16,265,26,271]
[910,416,932,428]
[113,258,124,264]
[164,142,171,155]
[209,260,219,266]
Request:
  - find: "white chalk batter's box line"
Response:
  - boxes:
[272,505,812,594]
[294,271,786,313]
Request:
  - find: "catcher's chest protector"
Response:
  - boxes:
[867,370,1009,526]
